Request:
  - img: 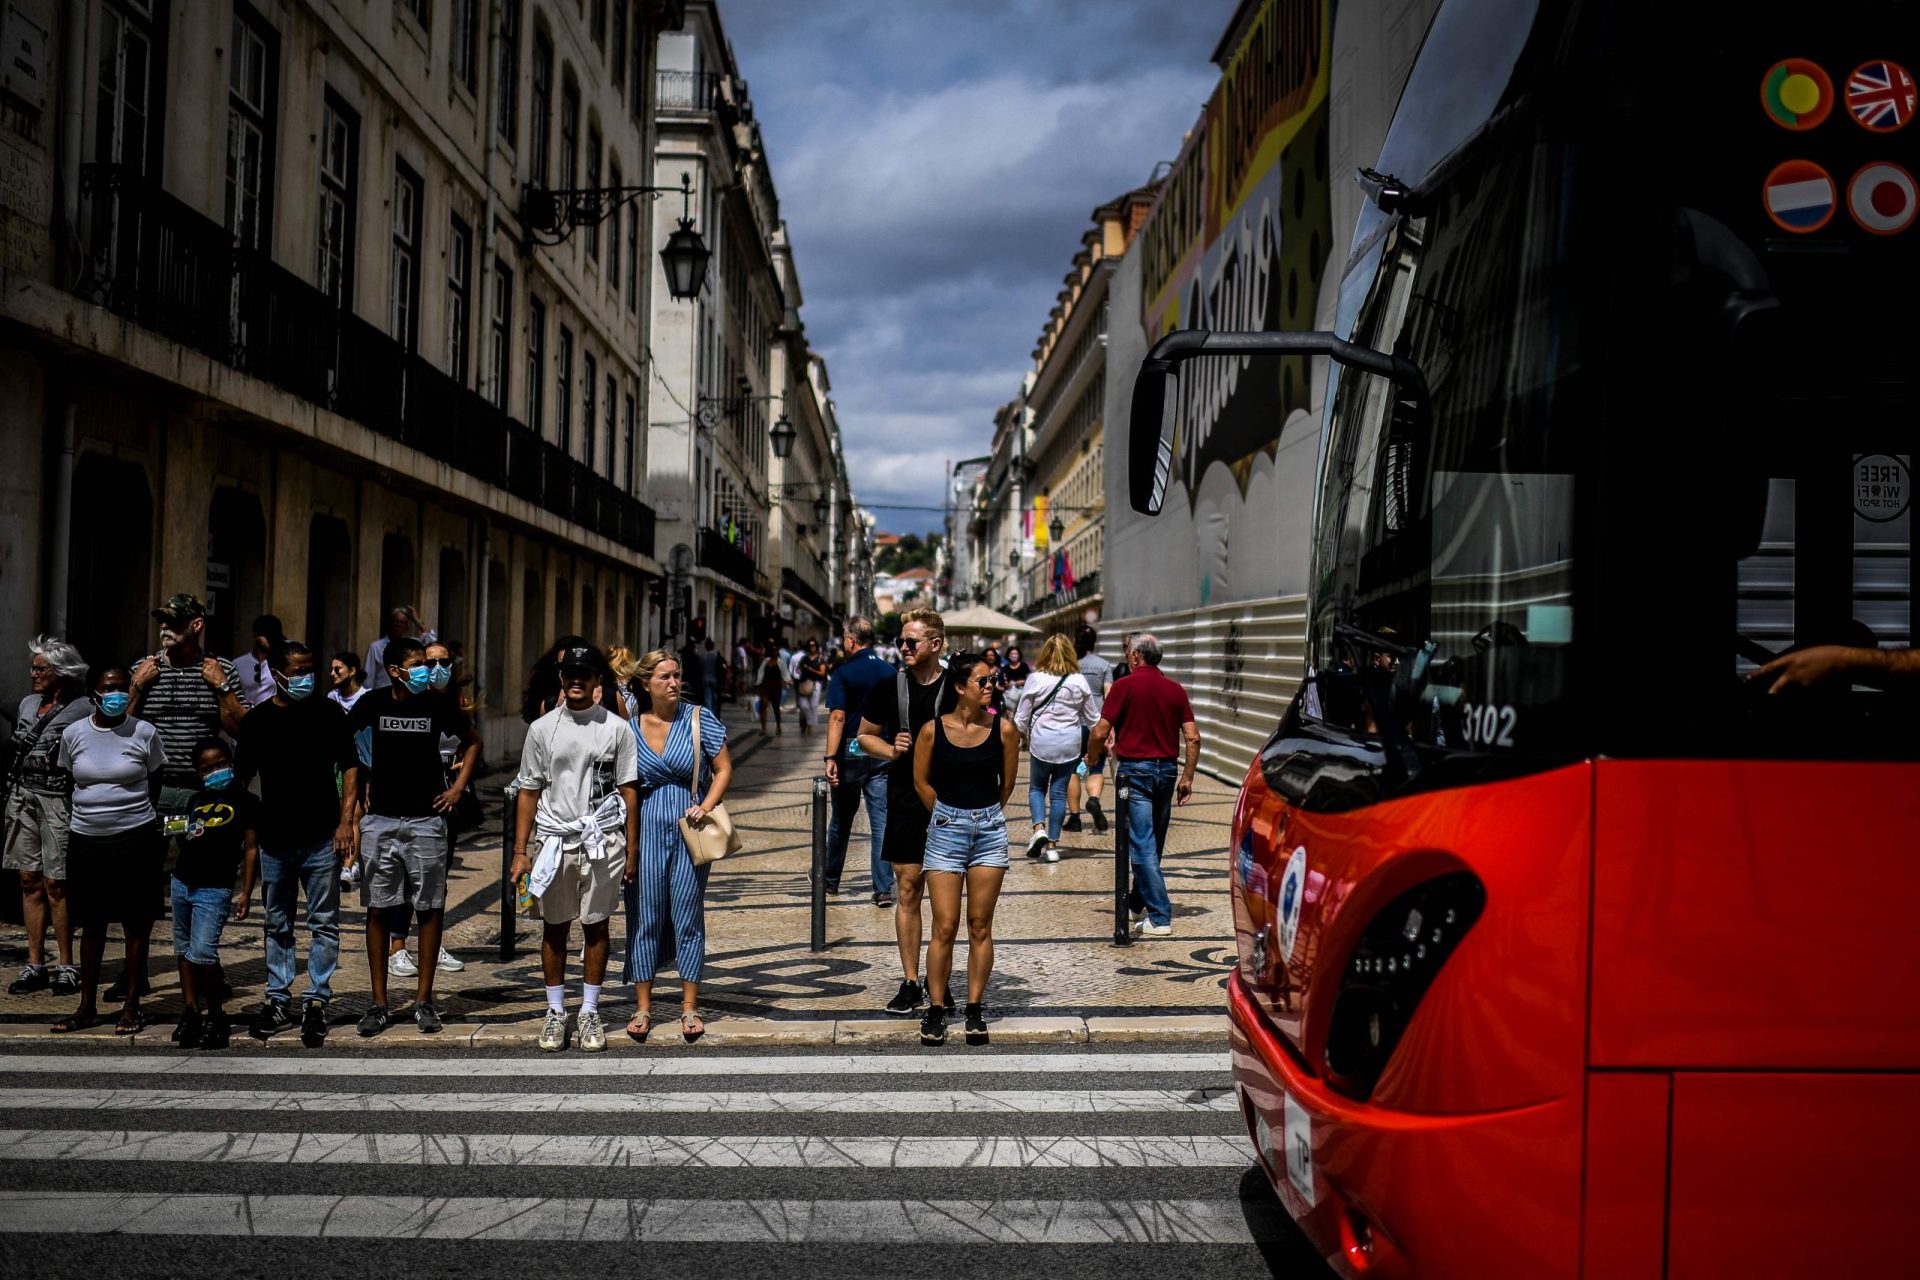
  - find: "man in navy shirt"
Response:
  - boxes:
[821,618,897,905]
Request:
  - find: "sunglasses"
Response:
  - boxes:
[967,674,995,689]
[424,658,454,670]
[29,664,54,675]
[898,637,927,651]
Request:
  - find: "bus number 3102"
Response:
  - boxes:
[1458,702,1517,749]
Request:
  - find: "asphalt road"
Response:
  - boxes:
[0,1042,1337,1279]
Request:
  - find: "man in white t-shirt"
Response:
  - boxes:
[508,645,639,1053]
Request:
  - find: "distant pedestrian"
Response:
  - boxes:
[347,637,481,1036]
[1084,634,1200,937]
[1013,634,1097,863]
[914,651,1019,1047]
[511,644,640,1054]
[361,606,435,692]
[856,607,951,1015]
[234,640,359,1045]
[129,594,247,822]
[5,636,91,997]
[169,738,257,1050]
[1065,623,1113,834]
[822,618,896,905]
[623,649,733,1043]
[793,639,827,739]
[235,615,284,708]
[1002,645,1031,693]
[50,666,165,1034]
[327,651,368,712]
[754,648,786,736]
[698,640,722,716]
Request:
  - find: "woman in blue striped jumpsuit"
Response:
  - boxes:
[622,648,732,1041]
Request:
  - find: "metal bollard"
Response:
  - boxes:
[498,785,517,961]
[1112,777,1132,946]
[809,776,829,952]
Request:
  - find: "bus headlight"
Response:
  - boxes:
[1325,871,1486,1098]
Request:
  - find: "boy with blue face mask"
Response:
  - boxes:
[344,636,481,1036]
[232,640,360,1045]
[172,738,258,1049]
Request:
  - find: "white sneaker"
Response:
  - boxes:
[435,946,465,973]
[1132,920,1173,937]
[388,949,419,978]
[1024,828,1049,859]
[577,1009,607,1053]
[537,1007,569,1052]
[1043,844,1060,863]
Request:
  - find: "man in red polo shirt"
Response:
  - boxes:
[1083,634,1201,936]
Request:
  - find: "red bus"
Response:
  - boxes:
[1128,2,1918,1275]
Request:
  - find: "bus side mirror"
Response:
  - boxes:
[1128,358,1177,515]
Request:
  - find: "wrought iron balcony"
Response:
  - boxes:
[1019,570,1102,621]
[781,567,834,622]
[655,69,725,113]
[74,164,654,559]
[698,526,760,593]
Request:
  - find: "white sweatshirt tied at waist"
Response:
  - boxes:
[528,792,629,897]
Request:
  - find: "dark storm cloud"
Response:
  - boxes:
[718,0,1229,527]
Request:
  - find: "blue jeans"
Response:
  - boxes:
[261,840,341,1006]
[826,765,892,896]
[1027,755,1077,841]
[702,685,721,716]
[1118,760,1178,926]
[170,880,232,966]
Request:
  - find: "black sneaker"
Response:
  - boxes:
[49,966,80,997]
[414,1003,443,1034]
[1063,813,1084,833]
[199,1009,231,1050]
[7,965,49,995]
[174,1008,204,1049]
[300,1001,328,1048]
[919,1003,948,1046]
[884,980,923,1015]
[357,1004,391,1037]
[1087,798,1108,834]
[250,999,294,1041]
[964,1002,989,1046]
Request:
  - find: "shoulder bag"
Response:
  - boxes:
[680,707,743,867]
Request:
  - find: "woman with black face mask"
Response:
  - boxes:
[50,667,166,1034]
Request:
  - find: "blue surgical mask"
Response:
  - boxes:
[402,666,433,694]
[282,673,316,701]
[427,663,453,691]
[96,691,131,717]
[201,767,235,790]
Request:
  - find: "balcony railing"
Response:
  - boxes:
[1019,570,1102,622]
[75,165,654,558]
[655,69,724,112]
[781,567,834,622]
[699,526,760,593]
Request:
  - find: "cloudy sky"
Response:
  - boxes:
[718,0,1230,536]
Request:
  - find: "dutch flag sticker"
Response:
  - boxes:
[1847,162,1917,235]
[1763,159,1837,233]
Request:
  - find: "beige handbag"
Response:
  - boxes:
[679,706,741,867]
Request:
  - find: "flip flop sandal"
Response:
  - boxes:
[114,1011,147,1036]
[681,1012,705,1043]
[626,1011,652,1043]
[50,1013,103,1034]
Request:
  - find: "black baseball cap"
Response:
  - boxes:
[559,646,600,677]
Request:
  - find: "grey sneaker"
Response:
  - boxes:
[537,1007,569,1052]
[577,1009,607,1053]
[435,946,465,973]
[388,950,419,978]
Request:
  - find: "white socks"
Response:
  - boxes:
[546,984,564,1013]
[582,983,601,1016]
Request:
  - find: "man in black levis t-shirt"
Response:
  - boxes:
[346,636,480,1037]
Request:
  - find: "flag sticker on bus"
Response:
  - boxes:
[1847,162,1916,235]
[1763,159,1837,232]
[1846,60,1915,132]
[1761,58,1834,130]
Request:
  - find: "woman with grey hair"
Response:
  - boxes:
[4,635,91,996]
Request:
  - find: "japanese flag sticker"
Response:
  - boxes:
[1847,162,1917,236]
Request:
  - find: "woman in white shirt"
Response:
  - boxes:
[50,665,166,1034]
[1012,634,1098,863]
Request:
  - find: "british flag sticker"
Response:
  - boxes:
[1763,159,1837,233]
[1847,162,1917,236]
[1846,60,1916,132]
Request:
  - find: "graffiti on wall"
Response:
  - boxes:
[1138,0,1333,506]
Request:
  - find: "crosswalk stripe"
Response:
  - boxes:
[0,1191,1266,1243]
[0,1129,1250,1168]
[0,1087,1236,1114]
[0,1052,1229,1079]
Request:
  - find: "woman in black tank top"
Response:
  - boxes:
[911,653,1019,1047]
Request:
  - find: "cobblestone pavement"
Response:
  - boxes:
[0,702,1239,1039]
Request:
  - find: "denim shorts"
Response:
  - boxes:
[923,801,1010,873]
[170,878,232,966]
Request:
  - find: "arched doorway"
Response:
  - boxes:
[553,576,573,639]
[305,515,353,659]
[484,559,507,713]
[380,532,416,620]
[437,548,468,646]
[521,567,544,694]
[206,489,267,659]
[67,454,154,665]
